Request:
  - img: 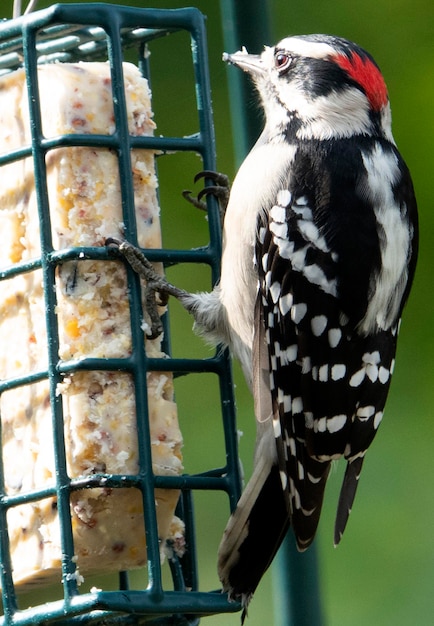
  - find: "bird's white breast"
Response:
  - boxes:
[219,141,297,369]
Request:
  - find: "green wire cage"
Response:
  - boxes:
[0,3,243,624]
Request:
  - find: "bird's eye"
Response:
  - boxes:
[274,51,292,72]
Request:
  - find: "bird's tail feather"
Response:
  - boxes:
[218,460,290,614]
[334,456,364,546]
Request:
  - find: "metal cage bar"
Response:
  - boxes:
[0,4,242,624]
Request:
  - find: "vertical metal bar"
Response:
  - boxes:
[188,10,221,275]
[189,10,243,512]
[0,415,17,623]
[105,16,164,602]
[219,2,325,624]
[22,20,79,606]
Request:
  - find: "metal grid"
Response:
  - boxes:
[0,4,242,624]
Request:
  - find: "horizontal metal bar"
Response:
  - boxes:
[69,473,231,493]
[146,356,225,374]
[0,247,215,288]
[0,471,231,513]
[0,133,206,170]
[0,368,48,393]
[0,257,42,280]
[37,132,206,153]
[0,589,240,626]
[0,485,57,509]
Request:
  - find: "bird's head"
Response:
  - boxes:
[223,34,393,142]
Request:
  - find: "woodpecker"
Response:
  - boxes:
[109,34,418,616]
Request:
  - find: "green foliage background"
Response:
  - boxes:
[2,1,433,624]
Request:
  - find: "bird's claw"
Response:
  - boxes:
[182,189,206,212]
[182,170,230,225]
[105,238,186,339]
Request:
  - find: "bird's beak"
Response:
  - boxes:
[223,47,265,77]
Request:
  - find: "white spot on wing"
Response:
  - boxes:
[305,412,314,429]
[303,264,337,296]
[274,239,295,259]
[294,195,308,206]
[302,356,312,374]
[366,364,379,383]
[374,411,383,429]
[319,364,328,381]
[362,351,381,364]
[311,315,328,336]
[269,221,288,239]
[290,245,308,269]
[331,364,346,380]
[277,189,292,207]
[281,344,297,365]
[279,292,293,316]
[349,368,365,387]
[292,396,303,414]
[291,302,307,323]
[265,270,272,289]
[315,417,327,432]
[298,220,319,242]
[293,206,313,220]
[307,471,323,484]
[316,452,342,461]
[328,328,342,348]
[356,405,375,419]
[301,505,317,517]
[270,204,287,223]
[298,220,330,253]
[327,414,347,433]
[270,281,281,303]
[280,470,288,490]
[378,366,390,384]
[297,461,305,480]
[363,351,380,382]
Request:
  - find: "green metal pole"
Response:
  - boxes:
[219,0,272,164]
[273,534,325,626]
[219,2,325,624]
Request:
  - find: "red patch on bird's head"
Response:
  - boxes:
[333,52,388,111]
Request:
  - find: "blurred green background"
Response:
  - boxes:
[2,0,433,624]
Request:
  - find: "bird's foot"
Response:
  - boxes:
[106,237,187,339]
[182,170,230,226]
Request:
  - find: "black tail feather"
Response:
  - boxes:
[218,464,290,608]
[334,456,365,545]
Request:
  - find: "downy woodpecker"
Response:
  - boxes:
[110,34,418,615]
